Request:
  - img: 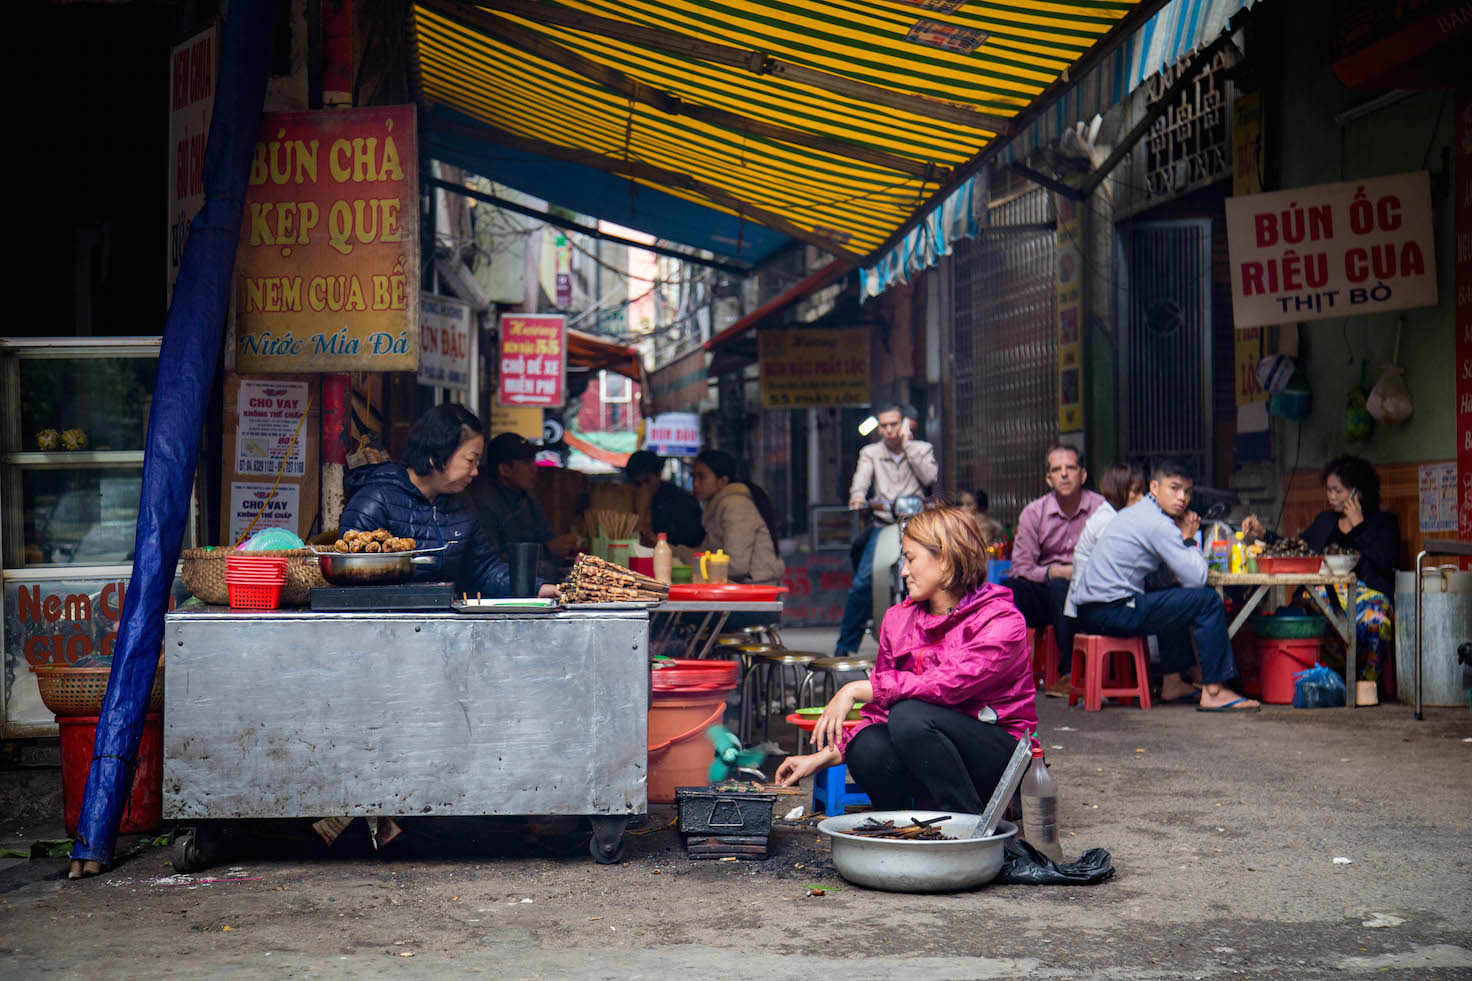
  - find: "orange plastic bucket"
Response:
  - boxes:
[1257,638,1320,705]
[648,660,738,804]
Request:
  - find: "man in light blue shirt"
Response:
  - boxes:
[1072,458,1259,712]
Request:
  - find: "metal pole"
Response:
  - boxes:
[1414,548,1427,721]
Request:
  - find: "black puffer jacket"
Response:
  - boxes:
[341,463,511,596]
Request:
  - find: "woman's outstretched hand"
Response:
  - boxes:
[775,746,842,787]
[812,686,858,752]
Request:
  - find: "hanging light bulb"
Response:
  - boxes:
[858,415,878,436]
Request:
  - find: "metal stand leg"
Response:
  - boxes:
[1344,579,1358,709]
[691,613,729,659]
[1414,550,1427,721]
[1226,586,1270,638]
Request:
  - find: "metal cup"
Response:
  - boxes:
[511,542,540,597]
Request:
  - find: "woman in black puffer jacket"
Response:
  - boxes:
[341,404,548,597]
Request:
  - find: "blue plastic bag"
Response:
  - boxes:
[1291,665,1346,708]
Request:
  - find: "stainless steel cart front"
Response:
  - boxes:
[162,606,649,866]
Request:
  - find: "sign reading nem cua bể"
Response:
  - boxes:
[235,105,419,372]
[1224,171,1436,328]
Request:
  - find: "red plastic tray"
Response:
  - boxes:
[1255,556,1321,575]
[667,584,789,602]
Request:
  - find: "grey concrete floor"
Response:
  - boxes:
[1,634,1469,979]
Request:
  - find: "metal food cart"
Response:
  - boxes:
[162,606,649,867]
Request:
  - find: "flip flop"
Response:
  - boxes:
[1196,697,1260,713]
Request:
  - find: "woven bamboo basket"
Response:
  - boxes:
[32,664,165,716]
[181,547,327,606]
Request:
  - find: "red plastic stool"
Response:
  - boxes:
[1027,626,1061,689]
[1068,634,1152,711]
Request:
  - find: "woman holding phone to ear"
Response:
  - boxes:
[1242,455,1400,693]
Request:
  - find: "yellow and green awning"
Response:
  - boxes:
[411,0,1159,265]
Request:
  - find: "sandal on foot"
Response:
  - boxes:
[1196,697,1259,713]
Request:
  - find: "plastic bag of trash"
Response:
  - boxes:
[1292,665,1346,708]
[995,838,1114,885]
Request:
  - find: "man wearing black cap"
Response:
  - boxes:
[472,432,579,574]
[625,450,704,548]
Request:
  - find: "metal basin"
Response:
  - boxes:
[818,810,1016,892]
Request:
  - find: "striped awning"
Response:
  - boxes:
[410,0,1164,267]
[862,0,1257,296]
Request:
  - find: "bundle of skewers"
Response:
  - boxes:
[557,553,670,604]
[848,815,956,840]
[585,509,639,540]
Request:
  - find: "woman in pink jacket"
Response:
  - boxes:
[777,506,1036,812]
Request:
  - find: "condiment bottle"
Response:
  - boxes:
[653,533,673,585]
[1229,532,1247,574]
[701,549,730,584]
[1020,746,1064,863]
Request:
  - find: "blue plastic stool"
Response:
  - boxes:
[813,763,870,816]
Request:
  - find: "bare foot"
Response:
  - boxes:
[1159,673,1202,701]
[1198,684,1259,711]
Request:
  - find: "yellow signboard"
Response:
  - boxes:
[489,404,543,440]
[1056,195,1085,434]
[758,327,870,408]
[235,105,419,373]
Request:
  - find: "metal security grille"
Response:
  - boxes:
[951,189,1057,527]
[1116,219,1214,483]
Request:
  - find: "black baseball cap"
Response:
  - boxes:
[487,432,537,466]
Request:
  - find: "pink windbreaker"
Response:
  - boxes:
[839,583,1037,755]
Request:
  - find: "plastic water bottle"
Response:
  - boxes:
[1020,747,1064,863]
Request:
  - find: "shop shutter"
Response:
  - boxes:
[1116,219,1214,483]
[950,188,1057,527]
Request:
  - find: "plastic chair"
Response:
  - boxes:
[1027,626,1061,689]
[813,763,871,817]
[1068,634,1152,711]
[797,655,875,710]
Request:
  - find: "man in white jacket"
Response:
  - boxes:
[835,404,937,655]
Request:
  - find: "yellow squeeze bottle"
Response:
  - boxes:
[1229,532,1247,574]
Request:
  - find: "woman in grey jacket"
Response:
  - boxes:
[688,450,785,586]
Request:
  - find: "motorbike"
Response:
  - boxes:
[868,495,926,641]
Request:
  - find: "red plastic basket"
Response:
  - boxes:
[228,580,284,609]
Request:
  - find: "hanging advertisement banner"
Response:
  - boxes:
[498,313,566,407]
[645,412,701,458]
[758,327,870,408]
[228,481,301,545]
[648,347,708,415]
[235,105,419,373]
[1456,93,1472,557]
[167,22,217,306]
[235,379,309,477]
[418,293,472,390]
[1055,195,1084,434]
[1224,171,1437,328]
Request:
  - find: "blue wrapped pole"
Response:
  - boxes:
[71,3,275,867]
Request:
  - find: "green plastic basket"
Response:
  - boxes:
[1248,614,1328,639]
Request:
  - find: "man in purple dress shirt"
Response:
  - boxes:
[1003,444,1104,696]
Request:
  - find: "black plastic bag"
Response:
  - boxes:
[994,838,1114,885]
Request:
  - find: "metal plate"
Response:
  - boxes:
[451,599,563,614]
[564,601,661,610]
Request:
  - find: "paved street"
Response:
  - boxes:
[2,683,1468,979]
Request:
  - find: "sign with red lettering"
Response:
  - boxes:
[1456,93,1472,557]
[498,314,565,407]
[167,22,217,306]
[2,579,186,733]
[758,327,871,408]
[418,293,472,391]
[645,412,701,458]
[235,105,419,373]
[1224,171,1437,328]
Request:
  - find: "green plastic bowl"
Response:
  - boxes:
[796,704,866,721]
[1248,614,1328,639]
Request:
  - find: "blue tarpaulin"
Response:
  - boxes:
[71,4,275,867]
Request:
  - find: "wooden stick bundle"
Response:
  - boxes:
[585,509,639,539]
[558,552,670,604]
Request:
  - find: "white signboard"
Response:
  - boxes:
[1225,171,1437,328]
[418,293,473,390]
[167,23,217,306]
[235,379,309,478]
[645,412,701,458]
[228,481,300,545]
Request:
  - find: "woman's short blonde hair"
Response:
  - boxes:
[902,505,990,596]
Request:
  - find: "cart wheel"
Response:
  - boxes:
[171,833,205,873]
[589,835,625,864]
